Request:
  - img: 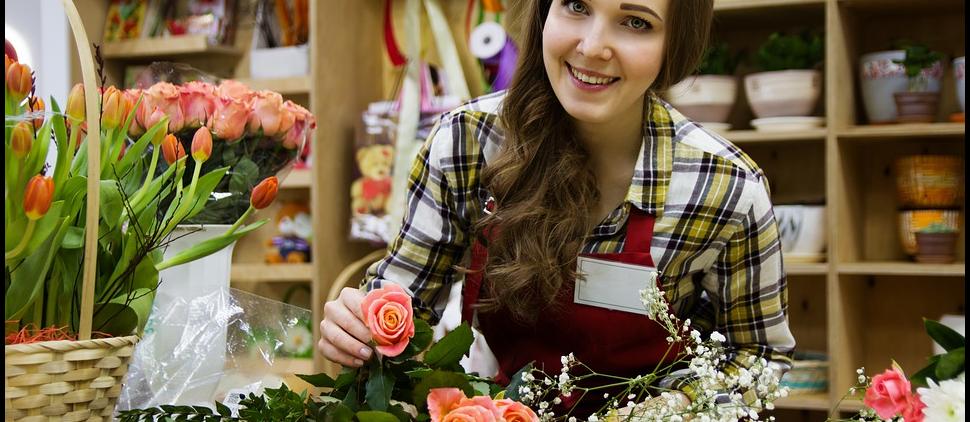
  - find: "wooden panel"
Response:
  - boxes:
[231,264,312,282]
[238,77,312,96]
[839,262,965,277]
[281,168,313,189]
[827,275,867,411]
[787,275,828,353]
[726,129,827,144]
[773,392,830,411]
[741,142,826,205]
[101,35,242,59]
[838,123,965,140]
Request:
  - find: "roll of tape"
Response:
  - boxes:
[470,22,507,60]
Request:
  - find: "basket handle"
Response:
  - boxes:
[62,0,102,341]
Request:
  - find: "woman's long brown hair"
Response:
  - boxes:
[475,0,713,323]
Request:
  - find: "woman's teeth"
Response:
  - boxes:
[570,66,615,85]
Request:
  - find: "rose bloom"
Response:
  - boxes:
[495,399,540,422]
[865,366,916,419]
[427,389,504,422]
[359,283,415,357]
[180,81,217,129]
[141,82,184,132]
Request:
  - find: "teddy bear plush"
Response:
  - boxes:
[351,144,394,216]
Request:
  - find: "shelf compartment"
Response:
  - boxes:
[713,0,825,28]
[231,263,313,282]
[786,262,829,275]
[772,392,830,411]
[102,35,243,59]
[837,123,965,140]
[725,129,827,144]
[237,76,311,96]
[281,168,312,189]
[839,262,965,276]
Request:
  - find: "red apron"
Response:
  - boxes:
[461,206,683,412]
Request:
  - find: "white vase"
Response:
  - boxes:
[666,75,738,123]
[744,69,821,118]
[144,225,236,406]
[860,50,943,123]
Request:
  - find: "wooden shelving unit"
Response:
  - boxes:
[281,168,312,189]
[230,263,313,283]
[237,76,312,96]
[725,129,827,144]
[101,34,243,59]
[838,262,965,277]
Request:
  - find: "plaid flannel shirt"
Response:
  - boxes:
[364,90,796,397]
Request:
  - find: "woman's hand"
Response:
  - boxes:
[318,287,373,367]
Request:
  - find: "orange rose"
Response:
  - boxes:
[359,283,415,357]
[495,399,540,422]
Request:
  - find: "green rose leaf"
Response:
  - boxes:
[504,362,535,402]
[356,411,400,422]
[423,323,473,370]
[298,373,338,388]
[394,318,434,362]
[366,358,396,411]
[92,301,139,337]
[910,355,941,388]
[925,318,966,352]
[935,347,965,381]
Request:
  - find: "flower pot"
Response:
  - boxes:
[914,232,958,264]
[773,205,827,262]
[954,56,965,112]
[894,155,964,208]
[894,91,940,123]
[898,209,961,255]
[666,75,737,123]
[744,69,821,118]
[859,51,943,124]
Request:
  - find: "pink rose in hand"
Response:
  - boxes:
[180,81,217,129]
[208,97,251,142]
[865,366,916,419]
[247,90,285,137]
[495,399,540,422]
[359,283,415,357]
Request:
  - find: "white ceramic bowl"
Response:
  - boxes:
[744,70,821,118]
[774,205,827,261]
[666,75,738,123]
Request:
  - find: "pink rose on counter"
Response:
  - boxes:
[141,82,184,133]
[901,393,926,422]
[248,90,285,137]
[180,81,217,129]
[216,79,251,102]
[865,366,916,419]
[208,97,250,142]
[281,100,315,149]
[359,283,415,357]
[495,399,540,422]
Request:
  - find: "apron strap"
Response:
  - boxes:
[622,208,654,254]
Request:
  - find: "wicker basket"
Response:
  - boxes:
[5,2,138,421]
[5,336,139,421]
[894,155,964,209]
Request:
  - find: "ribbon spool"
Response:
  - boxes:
[470,22,518,91]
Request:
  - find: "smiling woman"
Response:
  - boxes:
[321,0,796,419]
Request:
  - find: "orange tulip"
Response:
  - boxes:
[191,127,213,162]
[5,54,13,79]
[28,96,44,129]
[161,134,185,164]
[6,61,32,102]
[250,176,279,210]
[66,83,85,122]
[101,86,124,130]
[11,121,33,158]
[24,175,54,220]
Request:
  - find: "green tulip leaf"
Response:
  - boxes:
[92,301,139,337]
[154,219,267,272]
[184,166,230,220]
[117,117,161,176]
[61,226,85,249]
[935,347,965,380]
[25,118,53,177]
[99,180,124,231]
[5,217,69,321]
[109,287,155,334]
[50,98,71,189]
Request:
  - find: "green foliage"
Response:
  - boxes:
[892,42,944,92]
[119,322,502,422]
[909,318,966,387]
[754,31,824,71]
[696,42,743,75]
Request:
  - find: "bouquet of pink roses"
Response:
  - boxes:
[123,64,315,224]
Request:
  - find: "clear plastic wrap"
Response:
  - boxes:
[116,287,312,414]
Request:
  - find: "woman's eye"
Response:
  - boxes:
[627,17,652,31]
[565,0,588,14]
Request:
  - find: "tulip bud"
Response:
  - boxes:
[24,175,54,220]
[11,121,33,158]
[28,96,44,129]
[191,127,213,162]
[6,61,32,102]
[250,176,279,210]
[4,54,12,77]
[66,83,85,122]
[101,86,124,130]
[161,134,186,164]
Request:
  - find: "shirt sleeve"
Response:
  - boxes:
[363,113,480,324]
[660,175,796,404]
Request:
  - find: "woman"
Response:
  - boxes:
[320,0,795,413]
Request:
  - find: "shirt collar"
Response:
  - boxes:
[626,92,675,217]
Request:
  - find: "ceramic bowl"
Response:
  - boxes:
[744,70,821,118]
[773,205,827,261]
[666,75,738,123]
[897,209,961,255]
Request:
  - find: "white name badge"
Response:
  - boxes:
[574,256,657,315]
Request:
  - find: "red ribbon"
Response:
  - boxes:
[383,0,407,67]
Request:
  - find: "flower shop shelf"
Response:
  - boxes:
[786,262,829,275]
[772,392,831,411]
[101,35,243,59]
[230,263,313,283]
[281,168,312,189]
[837,262,966,277]
[725,129,827,144]
[836,123,965,140]
[237,77,311,96]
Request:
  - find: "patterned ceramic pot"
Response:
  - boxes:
[773,205,827,262]
[954,56,965,112]
[898,209,961,255]
[860,50,942,123]
[666,75,738,123]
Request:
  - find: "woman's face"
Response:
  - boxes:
[542,0,669,125]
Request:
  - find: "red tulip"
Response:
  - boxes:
[11,121,33,158]
[24,175,54,220]
[250,176,279,210]
[191,127,213,162]
[161,134,185,164]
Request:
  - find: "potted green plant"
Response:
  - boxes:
[744,31,824,129]
[914,222,959,264]
[892,43,945,123]
[666,41,743,130]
